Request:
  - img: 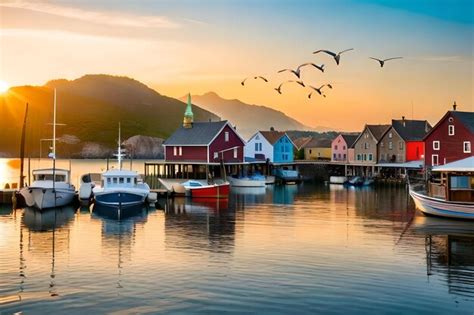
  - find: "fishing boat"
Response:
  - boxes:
[228,174,266,187]
[181,180,230,198]
[93,125,150,208]
[409,156,474,220]
[20,89,76,210]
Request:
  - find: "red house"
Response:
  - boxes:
[163,95,245,164]
[424,107,474,167]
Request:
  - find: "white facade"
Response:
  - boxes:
[244,132,274,162]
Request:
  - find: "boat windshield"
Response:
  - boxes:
[34,174,66,182]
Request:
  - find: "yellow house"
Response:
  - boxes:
[303,138,332,160]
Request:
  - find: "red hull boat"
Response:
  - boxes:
[188,182,230,199]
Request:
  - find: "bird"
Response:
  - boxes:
[278,63,324,79]
[307,84,333,98]
[369,57,403,67]
[241,76,268,86]
[274,80,305,94]
[313,49,354,65]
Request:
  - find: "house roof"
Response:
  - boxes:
[452,111,474,133]
[391,119,432,141]
[432,156,474,172]
[340,134,359,148]
[292,136,312,150]
[303,137,332,148]
[163,120,230,146]
[423,110,474,140]
[259,131,288,145]
[367,125,391,141]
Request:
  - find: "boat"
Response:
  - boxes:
[228,174,266,187]
[78,173,101,205]
[362,178,375,186]
[329,176,347,184]
[273,168,301,184]
[265,175,276,185]
[20,89,76,210]
[409,156,474,220]
[92,124,150,208]
[345,176,364,186]
[181,180,230,198]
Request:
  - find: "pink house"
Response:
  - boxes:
[331,134,359,162]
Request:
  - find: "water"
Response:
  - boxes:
[1,163,474,313]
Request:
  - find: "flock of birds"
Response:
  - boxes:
[241,48,403,99]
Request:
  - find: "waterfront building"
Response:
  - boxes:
[331,134,359,162]
[378,117,431,163]
[352,125,391,164]
[424,105,474,168]
[244,129,294,163]
[291,136,312,160]
[303,138,332,160]
[163,94,246,164]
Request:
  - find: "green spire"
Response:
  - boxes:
[184,93,193,117]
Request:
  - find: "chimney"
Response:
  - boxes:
[270,126,275,131]
[402,116,405,127]
[453,101,457,111]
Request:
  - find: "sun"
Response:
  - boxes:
[0,80,10,93]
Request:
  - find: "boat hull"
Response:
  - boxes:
[189,183,230,198]
[20,187,75,210]
[228,177,266,187]
[409,189,474,220]
[94,191,147,208]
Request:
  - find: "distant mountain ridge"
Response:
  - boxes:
[183,92,317,139]
[0,75,219,157]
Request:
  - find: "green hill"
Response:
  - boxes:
[0,75,219,158]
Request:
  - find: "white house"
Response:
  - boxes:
[244,130,294,163]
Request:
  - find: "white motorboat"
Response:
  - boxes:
[20,168,76,209]
[228,175,266,187]
[92,124,150,208]
[20,89,76,210]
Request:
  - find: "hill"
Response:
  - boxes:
[0,75,219,158]
[183,92,315,139]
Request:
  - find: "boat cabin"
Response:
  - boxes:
[101,170,140,188]
[32,169,70,183]
[429,157,474,202]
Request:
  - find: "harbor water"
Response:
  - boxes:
[0,160,473,313]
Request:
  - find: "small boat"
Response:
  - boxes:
[273,168,301,184]
[93,124,150,208]
[265,175,276,185]
[20,89,75,210]
[20,168,76,210]
[182,180,230,198]
[329,176,347,184]
[362,178,375,186]
[409,156,474,220]
[345,176,364,186]
[228,175,266,187]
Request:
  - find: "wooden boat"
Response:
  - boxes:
[182,180,230,198]
[409,156,474,220]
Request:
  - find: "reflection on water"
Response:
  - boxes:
[0,184,473,313]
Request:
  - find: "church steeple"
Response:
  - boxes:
[183,93,194,128]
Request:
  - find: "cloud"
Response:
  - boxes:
[0,0,180,29]
[410,55,467,62]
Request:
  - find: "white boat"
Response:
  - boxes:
[20,168,76,209]
[265,175,276,185]
[92,124,150,208]
[409,156,474,220]
[228,175,266,187]
[20,89,76,210]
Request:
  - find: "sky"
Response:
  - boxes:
[0,0,473,131]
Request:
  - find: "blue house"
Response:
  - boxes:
[244,130,294,163]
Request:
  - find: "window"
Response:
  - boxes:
[343,154,346,160]
[433,141,440,150]
[107,178,111,184]
[214,152,218,159]
[233,147,238,158]
[364,143,368,149]
[119,177,124,184]
[127,178,131,183]
[179,146,182,156]
[389,142,393,150]
[343,146,346,150]
[309,149,312,154]
[259,143,262,151]
[368,153,373,161]
[255,143,259,151]
[450,176,470,189]
[389,132,392,139]
[338,153,341,159]
[432,154,439,166]
[399,141,404,150]
[113,178,118,184]
[333,153,337,159]
[448,125,455,136]
[464,141,471,153]
[225,131,229,142]
[335,145,338,150]
[173,146,177,156]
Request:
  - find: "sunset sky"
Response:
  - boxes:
[0,0,472,131]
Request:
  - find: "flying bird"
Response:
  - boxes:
[274,80,305,94]
[307,84,333,98]
[313,49,354,65]
[369,57,403,67]
[278,63,324,79]
[241,76,268,86]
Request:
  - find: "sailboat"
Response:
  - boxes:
[20,89,76,210]
[92,124,150,208]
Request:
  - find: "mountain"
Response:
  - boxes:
[183,92,314,139]
[0,75,219,158]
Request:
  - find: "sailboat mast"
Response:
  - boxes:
[118,122,122,170]
[53,89,57,159]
